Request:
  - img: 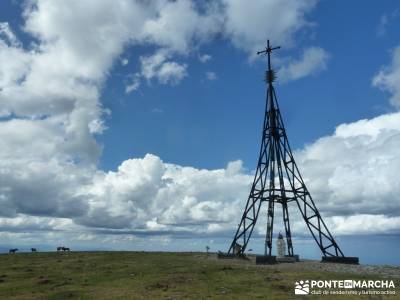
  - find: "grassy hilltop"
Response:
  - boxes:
[0,251,398,299]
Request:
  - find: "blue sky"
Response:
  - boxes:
[0,0,399,265]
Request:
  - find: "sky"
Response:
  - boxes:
[0,0,399,265]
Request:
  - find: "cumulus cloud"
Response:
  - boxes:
[328,214,400,235]
[121,0,222,91]
[77,155,251,231]
[278,47,330,82]
[222,0,317,56]
[140,52,187,84]
[297,112,400,221]
[130,51,188,88]
[0,0,144,232]
[373,46,400,107]
[139,0,222,54]
[205,71,217,81]
[157,61,187,84]
[1,152,252,236]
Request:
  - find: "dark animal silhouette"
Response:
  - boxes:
[9,248,18,253]
[31,248,37,252]
[57,246,70,252]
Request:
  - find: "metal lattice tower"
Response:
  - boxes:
[227,40,345,259]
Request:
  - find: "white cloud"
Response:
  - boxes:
[71,154,251,231]
[376,9,399,37]
[373,46,400,107]
[278,47,330,82]
[297,112,400,219]
[199,54,212,63]
[222,0,317,56]
[205,71,217,81]
[151,108,163,114]
[121,58,129,66]
[377,14,389,37]
[0,0,148,225]
[125,73,141,94]
[157,61,188,84]
[139,0,222,54]
[0,22,21,47]
[140,51,168,81]
[329,214,400,235]
[138,51,187,85]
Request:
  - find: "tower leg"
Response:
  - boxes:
[228,195,263,254]
[294,195,344,257]
[282,201,294,256]
[265,199,275,256]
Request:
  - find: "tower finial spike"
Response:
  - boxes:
[257,40,281,83]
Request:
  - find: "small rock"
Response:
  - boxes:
[37,277,50,284]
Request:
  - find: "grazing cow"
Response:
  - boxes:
[31,248,37,252]
[57,246,70,252]
[9,248,18,254]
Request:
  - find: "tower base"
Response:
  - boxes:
[256,255,277,265]
[276,256,295,263]
[285,254,300,262]
[321,256,359,265]
[276,255,299,263]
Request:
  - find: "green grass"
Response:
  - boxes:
[0,252,397,299]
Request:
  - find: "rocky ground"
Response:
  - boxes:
[266,260,400,278]
[210,255,400,278]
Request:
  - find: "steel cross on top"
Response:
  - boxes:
[257,40,280,75]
